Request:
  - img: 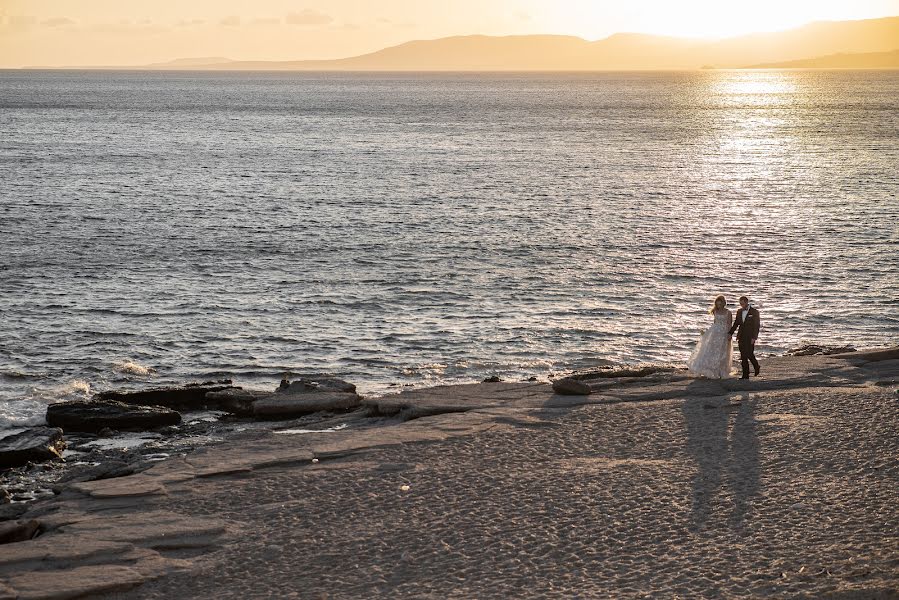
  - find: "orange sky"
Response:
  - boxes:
[2,0,899,67]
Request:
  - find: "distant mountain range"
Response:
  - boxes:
[36,16,899,71]
[747,49,899,69]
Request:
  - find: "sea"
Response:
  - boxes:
[1,69,897,429]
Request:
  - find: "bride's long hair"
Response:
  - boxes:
[709,295,727,314]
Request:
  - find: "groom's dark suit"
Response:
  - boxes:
[729,307,761,378]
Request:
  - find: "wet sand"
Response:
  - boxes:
[2,349,897,599]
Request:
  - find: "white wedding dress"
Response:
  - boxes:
[687,310,734,378]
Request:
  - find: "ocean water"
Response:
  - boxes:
[1,69,897,427]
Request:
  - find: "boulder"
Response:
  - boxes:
[0,428,66,469]
[0,519,40,544]
[204,388,272,416]
[253,391,361,417]
[46,400,181,433]
[93,380,234,410]
[552,378,593,396]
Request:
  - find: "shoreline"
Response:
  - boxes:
[1,345,897,597]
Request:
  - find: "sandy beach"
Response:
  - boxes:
[1,348,897,599]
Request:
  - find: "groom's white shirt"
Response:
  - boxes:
[741,308,749,322]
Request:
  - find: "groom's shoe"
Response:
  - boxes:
[740,375,749,380]
[754,366,761,376]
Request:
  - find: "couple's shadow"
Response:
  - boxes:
[683,385,760,530]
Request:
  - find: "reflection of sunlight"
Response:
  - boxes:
[711,71,799,104]
[705,70,801,164]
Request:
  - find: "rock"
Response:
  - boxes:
[0,519,39,544]
[278,377,357,394]
[53,460,134,490]
[46,400,181,433]
[93,380,234,410]
[204,388,273,416]
[0,504,27,522]
[552,378,592,396]
[572,365,679,380]
[253,391,361,417]
[0,489,8,504]
[482,375,502,383]
[0,428,66,469]
[787,344,856,357]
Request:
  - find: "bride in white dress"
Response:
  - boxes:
[687,295,734,378]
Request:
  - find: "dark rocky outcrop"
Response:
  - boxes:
[552,378,593,396]
[279,377,357,394]
[94,380,234,411]
[46,401,181,433]
[0,428,66,469]
[787,344,857,357]
[250,377,361,417]
[0,519,40,544]
[203,389,273,416]
[572,365,681,380]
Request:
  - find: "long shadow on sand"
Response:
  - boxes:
[683,386,760,530]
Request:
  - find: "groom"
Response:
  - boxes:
[729,296,760,379]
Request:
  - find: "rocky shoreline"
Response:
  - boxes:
[0,343,865,515]
[1,343,896,598]
[0,376,374,513]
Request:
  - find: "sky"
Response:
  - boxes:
[2,0,899,67]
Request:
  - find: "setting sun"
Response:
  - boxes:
[2,0,899,67]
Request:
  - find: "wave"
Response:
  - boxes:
[114,360,156,376]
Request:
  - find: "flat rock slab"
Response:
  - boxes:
[834,346,899,363]
[7,564,148,600]
[46,400,181,433]
[94,380,234,410]
[71,474,168,499]
[0,520,39,545]
[364,382,557,418]
[0,427,65,469]
[253,391,361,417]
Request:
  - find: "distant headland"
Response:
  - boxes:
[24,16,899,71]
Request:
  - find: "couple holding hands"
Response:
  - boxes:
[688,295,760,380]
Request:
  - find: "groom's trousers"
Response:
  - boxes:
[738,337,760,378]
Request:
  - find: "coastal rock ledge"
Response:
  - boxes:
[46,400,182,433]
[0,428,66,469]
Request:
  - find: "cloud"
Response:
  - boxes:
[41,17,76,27]
[286,9,333,26]
[220,15,241,27]
[85,20,169,35]
[176,19,206,27]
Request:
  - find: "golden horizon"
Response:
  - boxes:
[1,0,899,68]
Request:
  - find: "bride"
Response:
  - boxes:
[687,295,734,378]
